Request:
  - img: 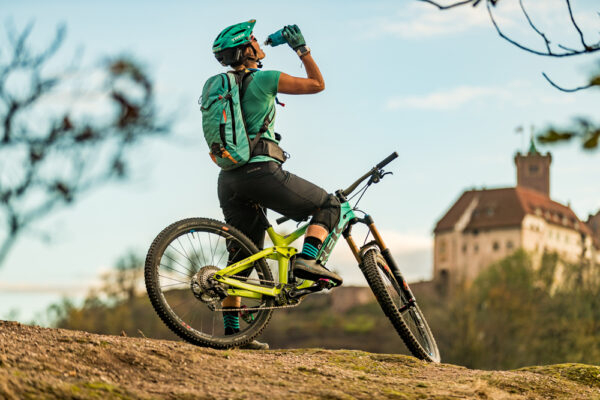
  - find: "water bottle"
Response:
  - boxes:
[264,29,286,47]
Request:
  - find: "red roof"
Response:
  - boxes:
[434,186,592,236]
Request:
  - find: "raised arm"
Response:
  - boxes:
[276,25,325,95]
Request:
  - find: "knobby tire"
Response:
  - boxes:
[360,248,441,362]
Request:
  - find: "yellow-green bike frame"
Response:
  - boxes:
[213,201,358,300]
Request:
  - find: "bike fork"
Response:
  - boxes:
[345,215,416,303]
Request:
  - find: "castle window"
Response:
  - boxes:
[474,244,479,253]
[439,239,447,262]
[528,165,540,175]
[440,269,449,283]
[492,241,500,251]
[462,244,467,253]
[507,241,514,250]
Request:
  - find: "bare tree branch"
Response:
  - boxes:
[519,0,551,54]
[486,0,597,58]
[417,0,478,10]
[565,0,593,51]
[542,72,594,92]
[421,0,600,58]
[0,24,171,266]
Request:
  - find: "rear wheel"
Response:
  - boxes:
[144,218,274,348]
[360,248,440,362]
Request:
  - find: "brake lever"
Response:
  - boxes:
[368,169,392,185]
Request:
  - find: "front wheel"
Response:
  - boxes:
[360,248,441,362]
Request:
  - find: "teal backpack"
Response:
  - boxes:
[200,71,272,170]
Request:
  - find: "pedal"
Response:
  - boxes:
[317,278,336,290]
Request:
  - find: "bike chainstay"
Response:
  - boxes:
[210,273,304,312]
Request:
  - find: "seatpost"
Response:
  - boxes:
[258,206,271,228]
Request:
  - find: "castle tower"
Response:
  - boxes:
[514,138,552,196]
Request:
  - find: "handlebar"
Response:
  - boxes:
[276,152,398,225]
[341,151,398,197]
[376,152,399,170]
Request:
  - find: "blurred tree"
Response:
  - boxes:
[96,252,144,303]
[419,0,600,150]
[0,23,170,265]
[48,251,173,338]
[424,250,600,369]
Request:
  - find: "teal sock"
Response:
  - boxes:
[300,237,323,260]
[223,307,240,335]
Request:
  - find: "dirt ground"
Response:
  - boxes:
[1,320,599,399]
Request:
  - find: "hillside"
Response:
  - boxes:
[1,321,599,399]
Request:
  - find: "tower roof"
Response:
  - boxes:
[528,136,539,155]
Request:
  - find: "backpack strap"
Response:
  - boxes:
[231,70,274,153]
[239,71,254,100]
[228,70,278,157]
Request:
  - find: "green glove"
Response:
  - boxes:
[282,24,306,50]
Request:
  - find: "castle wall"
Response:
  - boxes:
[521,215,585,266]
[434,228,521,285]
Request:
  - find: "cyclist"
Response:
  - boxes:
[211,20,343,349]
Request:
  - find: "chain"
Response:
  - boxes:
[211,302,302,312]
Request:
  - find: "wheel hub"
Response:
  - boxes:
[190,265,222,303]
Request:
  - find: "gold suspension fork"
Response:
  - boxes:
[345,234,361,263]
[343,216,388,264]
[367,220,388,253]
[361,215,416,302]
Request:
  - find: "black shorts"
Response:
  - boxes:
[217,162,340,248]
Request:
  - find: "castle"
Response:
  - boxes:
[432,140,600,287]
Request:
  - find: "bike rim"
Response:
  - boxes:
[375,257,440,361]
[154,227,270,340]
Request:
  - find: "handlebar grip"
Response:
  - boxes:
[276,216,290,225]
[376,152,398,169]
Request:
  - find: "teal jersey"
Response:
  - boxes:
[240,70,281,163]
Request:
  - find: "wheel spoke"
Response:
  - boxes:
[159,282,188,289]
[158,274,189,284]
[187,233,202,270]
[215,238,227,266]
[196,233,207,267]
[160,263,192,278]
[163,250,195,275]
[176,237,198,271]
[207,232,215,264]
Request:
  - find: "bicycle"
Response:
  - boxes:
[144,152,441,362]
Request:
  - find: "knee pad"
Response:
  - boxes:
[311,194,341,232]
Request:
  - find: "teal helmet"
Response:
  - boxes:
[213,20,259,66]
[213,19,256,53]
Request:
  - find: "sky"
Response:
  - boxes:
[1,0,599,323]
